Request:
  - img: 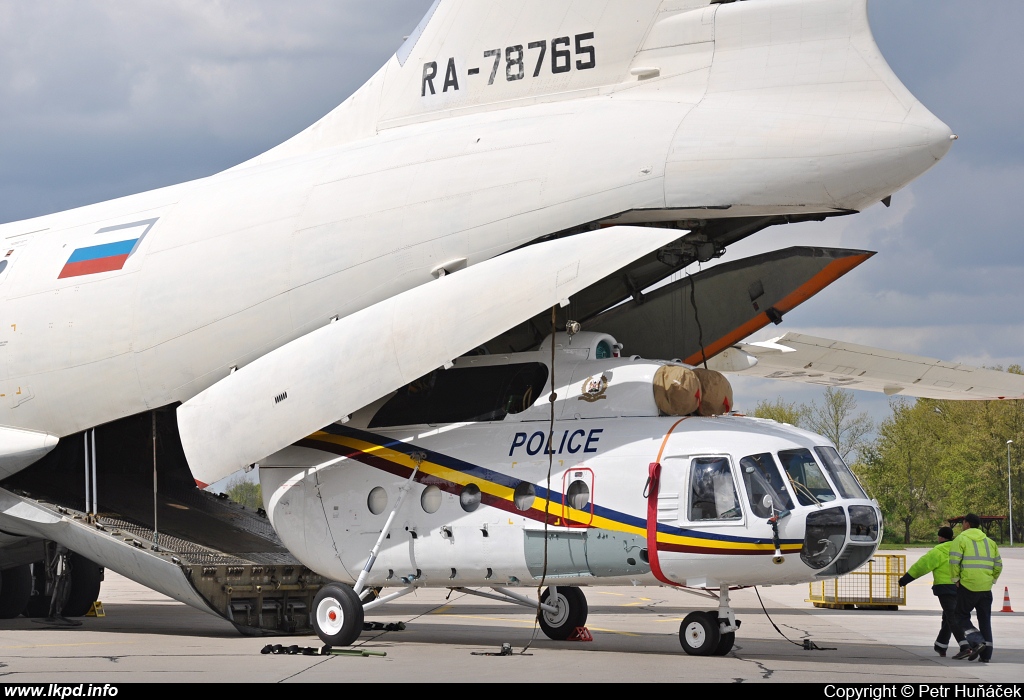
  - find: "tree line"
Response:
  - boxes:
[226,474,263,511]
[753,367,1023,544]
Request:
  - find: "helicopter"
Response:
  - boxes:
[260,331,882,656]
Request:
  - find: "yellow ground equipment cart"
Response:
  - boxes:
[807,554,907,610]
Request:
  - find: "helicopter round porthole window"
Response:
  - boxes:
[421,484,442,514]
[565,478,589,511]
[566,480,590,511]
[513,482,536,511]
[367,487,388,515]
[460,483,482,512]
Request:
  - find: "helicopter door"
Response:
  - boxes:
[651,457,687,524]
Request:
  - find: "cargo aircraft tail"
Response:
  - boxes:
[255,0,952,219]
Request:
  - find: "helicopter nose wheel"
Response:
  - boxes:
[680,611,720,656]
[679,611,736,656]
[312,583,364,647]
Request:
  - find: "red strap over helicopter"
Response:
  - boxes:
[645,417,689,587]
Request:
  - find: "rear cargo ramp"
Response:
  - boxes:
[0,485,325,636]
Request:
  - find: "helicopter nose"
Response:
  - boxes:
[799,504,881,576]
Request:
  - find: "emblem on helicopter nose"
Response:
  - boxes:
[578,375,609,402]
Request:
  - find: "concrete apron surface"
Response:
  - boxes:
[0,549,1021,683]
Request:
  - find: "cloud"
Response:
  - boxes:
[0,1,432,221]
[869,0,1024,169]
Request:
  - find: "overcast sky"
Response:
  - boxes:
[1,1,1021,429]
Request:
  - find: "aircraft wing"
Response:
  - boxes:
[708,332,1024,401]
[178,226,681,486]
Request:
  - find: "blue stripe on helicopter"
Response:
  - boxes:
[316,424,802,547]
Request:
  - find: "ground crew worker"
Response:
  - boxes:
[950,513,1002,662]
[898,526,967,657]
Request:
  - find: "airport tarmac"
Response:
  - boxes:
[0,549,1021,684]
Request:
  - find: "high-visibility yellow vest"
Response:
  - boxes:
[949,528,1002,592]
[908,541,955,586]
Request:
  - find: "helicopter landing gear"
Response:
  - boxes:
[311,583,364,647]
[680,611,719,655]
[712,615,736,655]
[447,585,589,641]
[537,586,588,641]
[679,586,740,656]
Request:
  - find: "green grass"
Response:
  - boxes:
[878,542,1019,549]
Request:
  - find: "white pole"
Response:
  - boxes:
[90,429,97,516]
[83,433,90,515]
[1009,440,1014,547]
[153,412,159,548]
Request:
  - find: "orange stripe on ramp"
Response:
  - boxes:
[683,253,871,365]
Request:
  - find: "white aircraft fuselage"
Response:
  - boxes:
[0,0,952,486]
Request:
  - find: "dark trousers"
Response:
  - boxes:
[953,587,993,661]
[935,589,966,648]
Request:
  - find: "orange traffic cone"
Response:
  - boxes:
[1000,587,1014,613]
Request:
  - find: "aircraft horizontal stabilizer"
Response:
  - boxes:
[708,333,1024,401]
[178,227,682,486]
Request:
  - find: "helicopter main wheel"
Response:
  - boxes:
[312,583,364,647]
[680,611,721,656]
[538,586,588,640]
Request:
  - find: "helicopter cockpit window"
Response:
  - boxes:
[369,363,549,428]
[688,457,742,521]
[777,448,837,506]
[814,446,868,499]
[740,453,794,517]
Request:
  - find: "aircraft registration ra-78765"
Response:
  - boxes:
[0,0,1015,656]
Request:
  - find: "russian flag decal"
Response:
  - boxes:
[58,218,158,279]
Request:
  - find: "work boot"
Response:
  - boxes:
[933,644,946,657]
[952,645,975,660]
[967,643,987,661]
